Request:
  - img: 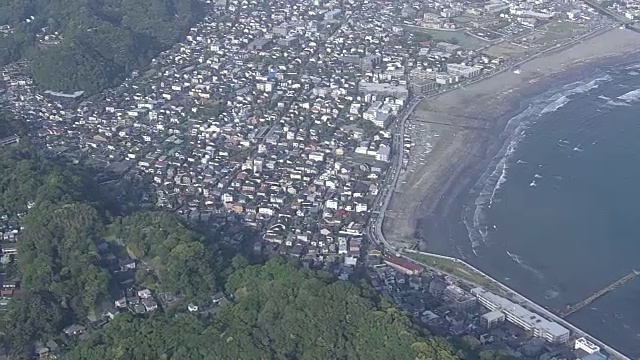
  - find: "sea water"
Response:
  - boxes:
[462,65,640,357]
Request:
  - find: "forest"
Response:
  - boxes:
[65,259,461,360]
[0,0,201,93]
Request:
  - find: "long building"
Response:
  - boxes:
[471,287,570,344]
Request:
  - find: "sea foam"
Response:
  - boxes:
[617,88,640,102]
[462,74,612,253]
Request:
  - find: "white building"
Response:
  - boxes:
[471,287,570,344]
[326,199,338,210]
[481,311,505,328]
[574,337,600,354]
[376,145,391,162]
[446,63,483,78]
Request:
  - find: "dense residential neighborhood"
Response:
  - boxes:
[1,0,610,268]
[0,0,625,358]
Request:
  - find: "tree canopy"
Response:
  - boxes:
[65,259,460,360]
[108,212,219,300]
[0,0,202,93]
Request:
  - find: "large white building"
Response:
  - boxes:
[471,287,570,344]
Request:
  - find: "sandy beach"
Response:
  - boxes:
[383,28,640,253]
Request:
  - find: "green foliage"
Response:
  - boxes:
[0,146,97,215]
[0,0,202,93]
[65,259,460,360]
[109,212,217,299]
[2,291,64,359]
[18,202,110,316]
[30,40,122,94]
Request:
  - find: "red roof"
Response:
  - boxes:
[384,255,423,272]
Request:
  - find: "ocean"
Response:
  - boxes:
[461,64,640,357]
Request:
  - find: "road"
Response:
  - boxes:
[366,95,424,251]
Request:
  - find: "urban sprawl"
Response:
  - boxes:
[0,0,629,358]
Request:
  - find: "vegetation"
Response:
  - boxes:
[2,291,64,357]
[18,202,110,317]
[403,251,504,294]
[65,259,460,360]
[108,212,220,301]
[0,0,202,93]
[0,122,219,356]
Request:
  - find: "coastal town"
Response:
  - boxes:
[0,0,634,358]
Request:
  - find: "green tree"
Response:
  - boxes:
[2,291,64,358]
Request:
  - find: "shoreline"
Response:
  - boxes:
[381,27,640,357]
[384,27,640,255]
[382,29,640,355]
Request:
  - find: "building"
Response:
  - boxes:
[446,63,483,78]
[481,311,505,328]
[444,285,476,309]
[410,79,438,94]
[376,145,390,162]
[429,280,446,297]
[384,255,424,275]
[471,287,570,344]
[574,337,601,355]
[358,82,409,100]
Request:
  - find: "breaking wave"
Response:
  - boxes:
[617,88,640,102]
[462,74,612,252]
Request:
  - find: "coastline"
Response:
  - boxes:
[384,28,640,256]
[380,27,640,357]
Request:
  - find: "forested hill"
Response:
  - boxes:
[0,0,202,93]
[65,260,460,360]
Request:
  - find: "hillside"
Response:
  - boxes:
[65,259,460,360]
[0,0,201,93]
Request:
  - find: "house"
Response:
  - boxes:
[188,303,199,312]
[1,280,17,290]
[114,297,127,308]
[212,292,229,306]
[142,298,158,312]
[383,255,424,275]
[138,288,152,299]
[63,324,86,337]
[103,307,120,320]
[120,259,136,271]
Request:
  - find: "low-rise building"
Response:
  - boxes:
[471,287,570,344]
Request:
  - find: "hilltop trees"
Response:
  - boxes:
[0,0,202,93]
[108,212,219,301]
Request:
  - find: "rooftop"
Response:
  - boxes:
[472,287,569,337]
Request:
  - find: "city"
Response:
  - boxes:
[0,0,633,358]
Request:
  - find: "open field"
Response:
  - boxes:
[530,21,590,46]
[403,251,505,293]
[406,26,489,50]
[483,42,530,58]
